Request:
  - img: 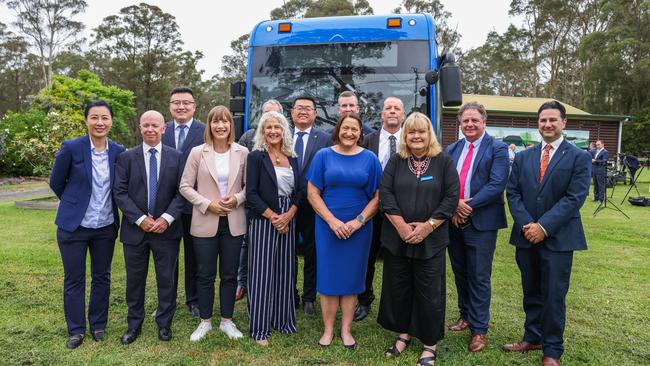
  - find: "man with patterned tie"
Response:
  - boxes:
[162,87,206,318]
[354,96,406,322]
[504,101,591,366]
[291,96,331,315]
[444,102,509,352]
[113,111,185,344]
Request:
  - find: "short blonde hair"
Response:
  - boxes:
[398,112,442,158]
[204,105,235,145]
[253,111,296,157]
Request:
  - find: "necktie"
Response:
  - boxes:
[295,131,307,170]
[458,143,474,199]
[389,135,397,156]
[149,148,158,215]
[177,125,187,151]
[540,144,552,181]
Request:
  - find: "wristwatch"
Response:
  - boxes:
[428,218,438,230]
[356,214,366,225]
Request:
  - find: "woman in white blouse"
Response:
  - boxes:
[179,105,248,341]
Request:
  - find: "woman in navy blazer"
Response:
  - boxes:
[246,111,304,346]
[49,100,125,349]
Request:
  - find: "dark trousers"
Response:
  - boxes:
[516,245,574,360]
[57,225,116,335]
[593,168,606,201]
[377,249,446,346]
[237,232,249,289]
[174,213,198,307]
[358,215,383,307]
[123,238,180,330]
[193,218,242,319]
[295,205,316,303]
[448,225,497,335]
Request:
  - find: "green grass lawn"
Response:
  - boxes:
[1,172,649,365]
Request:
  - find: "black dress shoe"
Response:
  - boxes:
[188,304,200,318]
[303,301,315,316]
[353,304,370,321]
[66,334,84,349]
[91,329,106,341]
[158,327,172,341]
[121,328,141,345]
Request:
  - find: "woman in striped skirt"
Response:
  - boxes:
[245,111,304,346]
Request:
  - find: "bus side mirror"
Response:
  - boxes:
[438,52,462,106]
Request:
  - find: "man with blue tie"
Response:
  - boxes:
[162,87,206,317]
[445,102,509,352]
[291,95,331,315]
[114,111,185,344]
[504,101,591,366]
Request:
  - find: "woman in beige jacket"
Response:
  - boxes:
[180,105,248,342]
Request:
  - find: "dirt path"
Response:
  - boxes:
[0,187,54,202]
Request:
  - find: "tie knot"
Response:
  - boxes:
[297,131,307,138]
[468,142,474,150]
[178,124,187,130]
[149,148,157,155]
[544,144,552,152]
[389,135,396,141]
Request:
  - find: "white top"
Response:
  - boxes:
[379,127,402,169]
[214,150,231,197]
[275,166,295,197]
[541,136,564,162]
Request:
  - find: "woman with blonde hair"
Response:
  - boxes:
[245,111,303,346]
[378,112,459,366]
[180,105,248,342]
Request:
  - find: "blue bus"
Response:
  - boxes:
[231,13,461,135]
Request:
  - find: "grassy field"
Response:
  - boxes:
[1,173,649,365]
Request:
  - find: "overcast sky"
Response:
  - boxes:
[1,0,515,78]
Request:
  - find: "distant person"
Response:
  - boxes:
[49,100,125,349]
[180,106,248,341]
[307,113,382,348]
[235,99,284,303]
[504,101,591,366]
[624,154,640,185]
[378,112,459,365]
[291,96,331,316]
[445,102,509,353]
[337,90,374,134]
[113,111,185,344]
[588,142,596,157]
[354,96,406,322]
[161,87,206,318]
[509,144,516,166]
[591,140,609,202]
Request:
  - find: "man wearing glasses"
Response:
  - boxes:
[291,96,331,315]
[161,87,206,318]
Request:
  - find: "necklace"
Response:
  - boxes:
[271,151,281,165]
[408,155,431,179]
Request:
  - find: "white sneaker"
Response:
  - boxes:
[190,321,212,341]
[219,319,243,339]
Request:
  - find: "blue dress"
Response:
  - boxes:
[306,147,382,296]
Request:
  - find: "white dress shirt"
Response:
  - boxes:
[455,133,485,199]
[135,142,175,226]
[292,126,312,158]
[174,118,194,149]
[378,127,402,169]
[540,136,564,162]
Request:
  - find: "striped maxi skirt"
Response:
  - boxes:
[247,196,297,340]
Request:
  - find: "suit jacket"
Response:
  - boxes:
[179,142,248,237]
[162,120,206,213]
[296,127,331,210]
[592,148,609,175]
[506,140,591,252]
[362,130,380,155]
[246,150,304,219]
[113,144,185,244]
[50,135,125,233]
[445,133,509,231]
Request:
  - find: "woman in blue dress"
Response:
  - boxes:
[306,113,382,349]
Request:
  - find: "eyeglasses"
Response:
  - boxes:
[170,100,195,107]
[293,106,315,112]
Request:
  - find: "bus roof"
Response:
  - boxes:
[250,14,435,46]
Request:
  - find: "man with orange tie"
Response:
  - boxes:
[504,101,591,366]
[445,102,509,352]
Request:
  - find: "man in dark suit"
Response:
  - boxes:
[445,102,509,352]
[504,101,591,366]
[292,95,331,315]
[114,111,185,344]
[161,86,206,317]
[354,96,405,322]
[591,140,609,202]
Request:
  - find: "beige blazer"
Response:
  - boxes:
[180,142,248,237]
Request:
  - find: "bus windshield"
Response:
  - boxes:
[248,40,429,131]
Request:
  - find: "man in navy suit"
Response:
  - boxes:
[161,87,206,317]
[114,111,185,344]
[291,95,331,315]
[591,140,609,202]
[504,101,591,366]
[354,96,405,322]
[445,102,509,352]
